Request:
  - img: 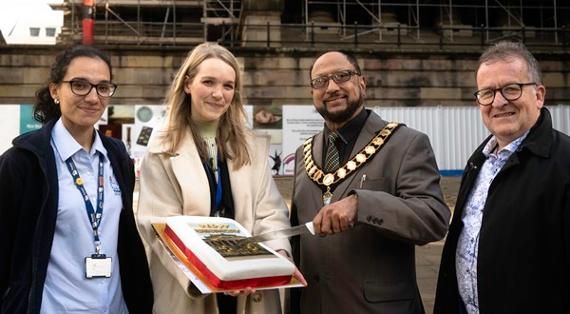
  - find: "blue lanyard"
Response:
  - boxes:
[214,167,222,210]
[65,153,105,254]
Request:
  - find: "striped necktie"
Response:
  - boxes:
[324,132,340,173]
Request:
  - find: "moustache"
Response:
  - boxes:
[323,92,346,102]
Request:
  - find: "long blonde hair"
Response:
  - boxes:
[162,42,250,169]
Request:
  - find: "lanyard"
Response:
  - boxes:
[206,156,223,212]
[65,153,105,254]
[214,167,222,210]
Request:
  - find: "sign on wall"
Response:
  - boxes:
[281,105,324,175]
[19,104,42,134]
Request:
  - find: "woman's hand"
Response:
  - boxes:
[224,287,256,297]
[277,249,308,286]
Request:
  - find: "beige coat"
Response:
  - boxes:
[137,126,292,314]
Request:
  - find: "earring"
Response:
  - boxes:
[54,98,59,104]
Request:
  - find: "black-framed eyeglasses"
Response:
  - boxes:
[310,70,361,89]
[473,82,536,106]
[61,79,117,97]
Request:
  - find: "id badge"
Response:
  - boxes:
[85,254,112,279]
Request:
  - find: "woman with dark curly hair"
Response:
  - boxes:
[0,45,153,313]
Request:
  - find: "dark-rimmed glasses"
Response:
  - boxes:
[310,70,361,89]
[62,79,117,97]
[474,82,536,106]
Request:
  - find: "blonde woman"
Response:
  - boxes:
[137,43,305,313]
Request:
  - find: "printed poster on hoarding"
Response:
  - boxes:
[282,105,323,175]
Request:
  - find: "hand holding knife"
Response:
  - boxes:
[238,222,315,245]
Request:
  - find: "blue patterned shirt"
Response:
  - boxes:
[455,132,528,314]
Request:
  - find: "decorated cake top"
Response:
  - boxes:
[165,216,295,281]
[190,222,272,258]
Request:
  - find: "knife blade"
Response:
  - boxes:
[239,222,315,245]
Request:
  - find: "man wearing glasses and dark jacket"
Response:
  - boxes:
[434,41,570,314]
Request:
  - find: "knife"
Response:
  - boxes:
[239,222,315,245]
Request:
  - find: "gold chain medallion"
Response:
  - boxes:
[303,122,400,205]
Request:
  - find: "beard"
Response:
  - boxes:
[316,92,364,124]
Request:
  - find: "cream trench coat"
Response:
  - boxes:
[137,126,292,314]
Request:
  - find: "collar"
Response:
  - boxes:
[470,107,553,167]
[518,107,553,158]
[51,118,107,162]
[482,131,529,158]
[324,107,369,145]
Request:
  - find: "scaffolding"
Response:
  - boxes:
[50,0,570,49]
[302,0,567,43]
[202,0,241,43]
[53,0,240,45]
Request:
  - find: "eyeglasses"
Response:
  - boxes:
[310,70,361,89]
[473,82,536,106]
[61,79,117,97]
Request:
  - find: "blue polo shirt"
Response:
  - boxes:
[41,119,128,314]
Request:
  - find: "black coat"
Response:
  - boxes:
[434,108,570,314]
[0,120,153,314]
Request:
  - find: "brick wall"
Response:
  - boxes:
[1,46,569,107]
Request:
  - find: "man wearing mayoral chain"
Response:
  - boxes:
[289,51,450,314]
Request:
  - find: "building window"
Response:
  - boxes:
[29,27,40,37]
[46,28,56,37]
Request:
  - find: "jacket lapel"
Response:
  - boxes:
[159,131,211,217]
[452,148,486,232]
[333,112,386,200]
[312,132,325,169]
[308,132,327,207]
[228,153,255,230]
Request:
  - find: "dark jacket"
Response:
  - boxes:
[0,119,153,314]
[434,108,570,314]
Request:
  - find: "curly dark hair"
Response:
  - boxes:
[33,45,113,123]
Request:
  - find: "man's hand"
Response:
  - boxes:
[313,194,358,236]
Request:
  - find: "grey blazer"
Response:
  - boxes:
[291,111,450,314]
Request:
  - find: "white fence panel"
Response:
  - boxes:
[374,105,570,173]
[550,105,570,135]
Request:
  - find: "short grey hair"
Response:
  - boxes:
[476,41,542,84]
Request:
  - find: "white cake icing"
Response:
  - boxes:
[165,216,295,282]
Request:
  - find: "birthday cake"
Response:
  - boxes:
[164,216,295,289]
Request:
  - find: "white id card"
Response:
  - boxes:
[85,254,112,278]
